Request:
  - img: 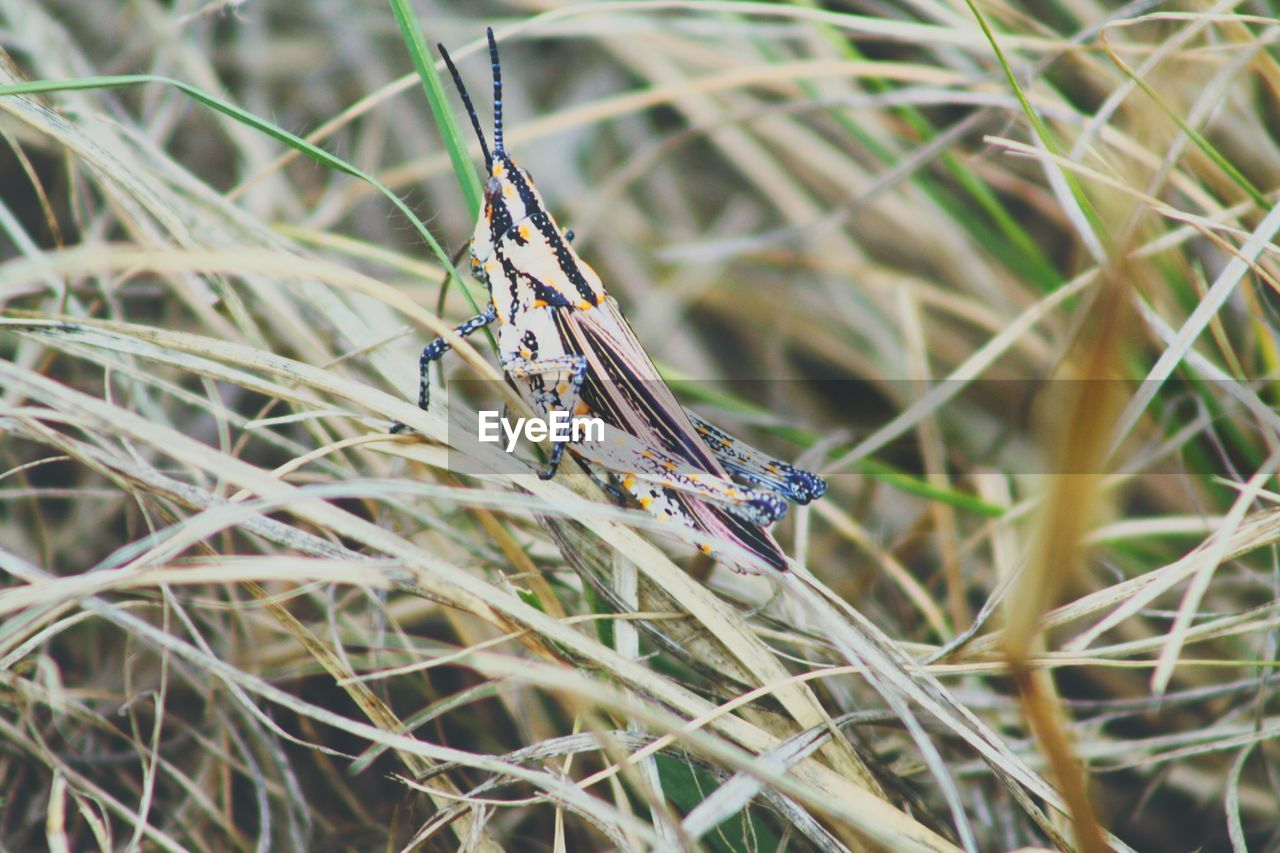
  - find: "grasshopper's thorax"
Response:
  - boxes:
[469,153,607,326]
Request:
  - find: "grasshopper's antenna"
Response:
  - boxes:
[438,42,492,170]
[487,27,504,156]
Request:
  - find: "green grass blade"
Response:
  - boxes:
[0,72,478,314]
[959,0,1104,244]
[1,75,454,277]
[387,0,484,219]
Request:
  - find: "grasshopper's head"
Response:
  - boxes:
[468,152,550,278]
[440,29,605,312]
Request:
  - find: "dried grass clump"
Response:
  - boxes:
[3,1,1280,850]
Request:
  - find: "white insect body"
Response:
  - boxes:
[406,30,825,572]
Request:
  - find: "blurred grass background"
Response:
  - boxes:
[4,0,1280,850]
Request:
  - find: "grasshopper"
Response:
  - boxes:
[403,30,825,572]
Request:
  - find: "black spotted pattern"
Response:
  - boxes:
[520,329,539,359]
[501,155,599,306]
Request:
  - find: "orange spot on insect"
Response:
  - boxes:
[622,477,636,489]
[503,184,515,197]
[641,450,654,460]
[556,383,568,394]
[639,497,653,509]
[518,224,531,240]
[533,299,548,308]
[689,474,700,482]
[577,300,593,310]
[662,460,676,471]
[700,544,713,554]
[727,488,740,498]
[573,402,590,415]
[492,163,505,176]
[595,293,606,306]
[767,465,779,473]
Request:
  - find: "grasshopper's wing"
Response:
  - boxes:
[553,301,780,513]
[555,299,790,571]
[554,300,721,469]
[557,300,827,509]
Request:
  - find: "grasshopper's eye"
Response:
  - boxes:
[485,176,503,202]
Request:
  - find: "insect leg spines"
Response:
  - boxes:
[686,411,827,504]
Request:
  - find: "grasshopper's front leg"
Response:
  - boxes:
[391,303,498,434]
[686,412,827,504]
[503,354,589,480]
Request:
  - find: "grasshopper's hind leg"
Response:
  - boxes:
[613,476,772,570]
[569,458,736,567]
[577,427,788,526]
[686,411,826,504]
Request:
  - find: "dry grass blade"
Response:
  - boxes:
[4,1,1279,850]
